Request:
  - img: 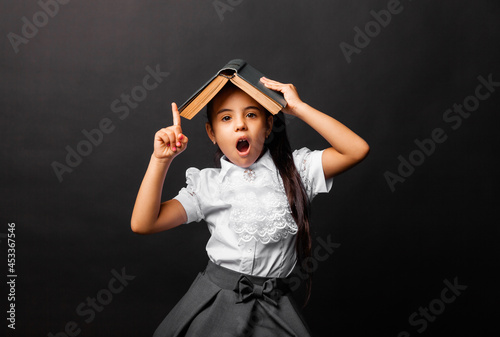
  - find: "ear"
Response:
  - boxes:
[205,122,216,144]
[266,114,274,138]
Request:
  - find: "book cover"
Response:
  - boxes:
[179,59,287,119]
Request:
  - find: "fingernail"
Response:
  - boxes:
[176,142,181,147]
[172,146,176,151]
[179,134,183,140]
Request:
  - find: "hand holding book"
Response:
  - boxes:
[260,77,304,116]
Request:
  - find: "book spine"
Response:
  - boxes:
[218,59,247,77]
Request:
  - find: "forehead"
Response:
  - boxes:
[211,86,263,112]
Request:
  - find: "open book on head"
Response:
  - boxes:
[179,59,287,119]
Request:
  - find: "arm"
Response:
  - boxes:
[130,103,189,234]
[261,77,369,179]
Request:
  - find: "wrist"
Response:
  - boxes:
[288,102,310,118]
[151,153,173,166]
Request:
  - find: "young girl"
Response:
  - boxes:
[131,77,369,336]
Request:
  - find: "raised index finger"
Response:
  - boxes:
[172,102,181,126]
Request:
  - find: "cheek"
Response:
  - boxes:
[211,124,227,140]
[213,129,233,148]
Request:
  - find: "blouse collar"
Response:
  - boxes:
[218,148,276,183]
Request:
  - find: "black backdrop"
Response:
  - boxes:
[1,0,499,336]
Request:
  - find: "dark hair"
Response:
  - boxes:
[206,85,313,306]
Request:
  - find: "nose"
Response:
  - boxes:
[234,115,247,132]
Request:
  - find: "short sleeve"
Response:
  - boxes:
[293,147,333,200]
[173,167,204,224]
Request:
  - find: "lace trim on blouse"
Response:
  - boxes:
[219,163,300,244]
[298,150,313,197]
[228,190,298,244]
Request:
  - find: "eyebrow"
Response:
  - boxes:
[216,106,262,115]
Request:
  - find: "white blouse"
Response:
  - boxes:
[174,147,333,278]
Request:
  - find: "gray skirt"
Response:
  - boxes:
[153,261,312,337]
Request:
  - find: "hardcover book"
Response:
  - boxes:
[179,59,287,119]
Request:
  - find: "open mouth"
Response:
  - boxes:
[236,138,250,155]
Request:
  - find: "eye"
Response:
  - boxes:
[221,115,231,122]
[246,112,257,118]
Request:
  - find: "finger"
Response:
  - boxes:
[261,76,277,82]
[260,77,282,85]
[155,130,170,147]
[172,102,181,126]
[179,133,188,146]
[262,81,284,90]
[165,130,177,151]
[175,133,182,148]
[154,130,166,143]
[263,81,286,92]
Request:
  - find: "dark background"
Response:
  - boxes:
[1,0,499,336]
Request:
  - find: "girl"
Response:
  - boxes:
[131,77,369,336]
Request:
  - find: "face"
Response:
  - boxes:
[206,87,273,168]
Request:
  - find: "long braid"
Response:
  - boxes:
[267,112,313,306]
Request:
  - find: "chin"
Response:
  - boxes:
[233,157,256,168]
[226,151,259,168]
